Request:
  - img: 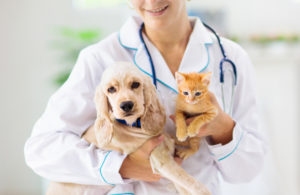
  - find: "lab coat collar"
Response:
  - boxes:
[119,16,214,93]
[119,16,213,49]
[119,16,143,49]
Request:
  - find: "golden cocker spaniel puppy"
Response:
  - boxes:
[47,62,210,195]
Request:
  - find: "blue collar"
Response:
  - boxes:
[116,118,141,128]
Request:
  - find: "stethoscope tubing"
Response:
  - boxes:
[202,23,237,86]
[138,23,158,87]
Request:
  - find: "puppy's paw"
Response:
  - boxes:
[191,182,212,195]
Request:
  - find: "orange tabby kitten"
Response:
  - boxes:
[175,72,218,159]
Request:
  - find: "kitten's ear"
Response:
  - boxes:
[175,72,185,84]
[202,72,212,86]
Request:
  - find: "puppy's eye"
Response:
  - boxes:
[131,82,140,89]
[183,91,189,96]
[108,86,116,93]
[195,92,201,96]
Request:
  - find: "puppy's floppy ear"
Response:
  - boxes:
[93,85,113,148]
[142,77,154,111]
[94,85,111,122]
[141,77,166,135]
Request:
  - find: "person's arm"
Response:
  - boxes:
[192,92,235,146]
[170,44,267,183]
[24,48,127,185]
[203,45,267,183]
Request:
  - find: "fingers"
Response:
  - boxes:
[185,117,193,126]
[208,91,216,102]
[128,135,164,168]
[170,114,194,126]
[149,174,162,182]
[141,135,164,156]
[120,135,165,182]
[208,91,222,109]
[169,115,175,122]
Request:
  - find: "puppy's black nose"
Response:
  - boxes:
[120,101,134,112]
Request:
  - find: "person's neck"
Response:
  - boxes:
[144,16,192,52]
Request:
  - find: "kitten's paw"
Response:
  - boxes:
[176,148,196,160]
[187,131,198,137]
[176,123,188,141]
[187,125,200,137]
[176,132,188,142]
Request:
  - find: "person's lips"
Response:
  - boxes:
[145,5,168,16]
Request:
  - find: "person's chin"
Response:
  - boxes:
[145,18,171,31]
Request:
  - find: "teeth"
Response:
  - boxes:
[149,6,167,13]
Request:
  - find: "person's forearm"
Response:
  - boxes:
[25,131,122,185]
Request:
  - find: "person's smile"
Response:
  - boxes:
[144,5,169,16]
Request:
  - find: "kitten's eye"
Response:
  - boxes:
[183,91,189,96]
[195,92,201,96]
[108,86,116,93]
[131,82,140,89]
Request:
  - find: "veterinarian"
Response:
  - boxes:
[24,0,267,194]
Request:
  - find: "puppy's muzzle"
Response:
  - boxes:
[120,101,134,112]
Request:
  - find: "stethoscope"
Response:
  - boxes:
[130,22,238,116]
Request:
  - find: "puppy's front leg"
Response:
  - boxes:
[174,184,192,195]
[150,143,211,195]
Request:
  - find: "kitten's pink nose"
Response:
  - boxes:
[187,99,193,103]
[188,96,194,102]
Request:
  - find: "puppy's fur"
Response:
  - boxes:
[47,62,210,195]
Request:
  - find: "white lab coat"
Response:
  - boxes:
[24,16,267,195]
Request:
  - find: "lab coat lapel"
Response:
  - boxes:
[119,16,155,84]
[178,18,214,74]
[119,16,141,50]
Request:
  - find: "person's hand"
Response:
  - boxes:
[170,92,235,145]
[119,135,183,182]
